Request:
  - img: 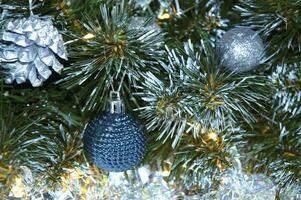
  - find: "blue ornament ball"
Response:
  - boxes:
[83,112,147,172]
[217,27,265,72]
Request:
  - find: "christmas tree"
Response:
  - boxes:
[0,0,301,199]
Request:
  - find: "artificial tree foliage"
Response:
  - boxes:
[0,0,300,199]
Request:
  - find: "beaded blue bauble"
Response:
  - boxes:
[83,112,147,172]
[217,27,265,72]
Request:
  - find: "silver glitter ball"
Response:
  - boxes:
[217,27,264,72]
[0,15,67,87]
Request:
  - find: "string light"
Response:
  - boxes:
[158,10,172,20]
[10,177,26,198]
[83,33,96,40]
[207,131,219,142]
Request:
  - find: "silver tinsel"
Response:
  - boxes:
[201,169,277,200]
[0,15,67,87]
[280,185,301,200]
[133,0,153,10]
[129,17,160,32]
[217,27,264,72]
[104,167,176,200]
[8,164,177,199]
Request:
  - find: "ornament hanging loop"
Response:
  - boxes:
[109,91,124,114]
[29,0,34,16]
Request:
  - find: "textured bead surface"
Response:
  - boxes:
[83,112,147,172]
[217,27,264,72]
[0,15,67,87]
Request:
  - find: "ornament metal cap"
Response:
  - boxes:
[109,91,124,114]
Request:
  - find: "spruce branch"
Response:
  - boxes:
[60,2,164,112]
[136,39,272,147]
[161,0,229,45]
[33,124,83,187]
[0,113,46,196]
[0,108,83,192]
[270,63,301,117]
[0,0,64,19]
[170,131,234,192]
[0,78,83,193]
[62,0,116,20]
[237,110,301,188]
[235,0,301,64]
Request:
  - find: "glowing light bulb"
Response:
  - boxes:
[158,10,171,20]
[83,33,95,40]
[10,177,26,198]
[207,131,218,142]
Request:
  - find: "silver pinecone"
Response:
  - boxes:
[0,15,67,87]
